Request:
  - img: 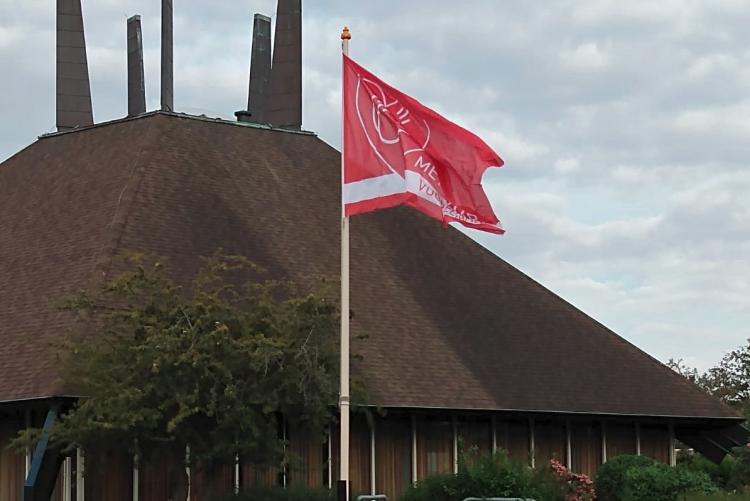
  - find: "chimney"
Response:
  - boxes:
[161,0,174,111]
[127,15,146,117]
[56,0,94,131]
[236,14,272,124]
[266,0,302,129]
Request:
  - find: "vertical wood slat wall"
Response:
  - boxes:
[0,416,24,501]
[495,419,530,464]
[457,417,492,461]
[287,424,326,487]
[606,423,637,458]
[533,420,567,467]
[140,449,189,501]
[85,450,133,501]
[570,422,602,477]
[190,463,234,501]
[374,416,412,501]
[640,425,671,463]
[416,417,453,479]
[331,413,372,498]
[240,462,279,489]
[0,412,675,501]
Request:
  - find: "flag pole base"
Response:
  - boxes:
[336,479,348,501]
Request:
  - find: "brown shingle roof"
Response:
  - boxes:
[0,112,738,419]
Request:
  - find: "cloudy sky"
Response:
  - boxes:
[1,0,748,371]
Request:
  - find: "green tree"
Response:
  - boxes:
[15,253,340,489]
[667,339,750,419]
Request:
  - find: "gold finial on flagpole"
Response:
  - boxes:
[341,26,351,40]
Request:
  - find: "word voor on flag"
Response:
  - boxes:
[342,54,505,234]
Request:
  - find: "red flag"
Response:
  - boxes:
[342,54,505,234]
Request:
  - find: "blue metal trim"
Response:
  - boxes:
[23,406,58,499]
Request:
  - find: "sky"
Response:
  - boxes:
[1,0,748,371]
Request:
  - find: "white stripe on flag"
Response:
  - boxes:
[343,173,405,204]
[404,170,443,207]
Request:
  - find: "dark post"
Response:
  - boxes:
[336,479,348,501]
[266,0,302,129]
[56,0,94,131]
[127,15,146,117]
[161,0,174,111]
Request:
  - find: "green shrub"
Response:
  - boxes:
[211,486,335,501]
[728,447,750,491]
[400,451,565,501]
[596,455,717,501]
[681,492,750,501]
[621,463,716,501]
[596,455,657,501]
[679,452,736,490]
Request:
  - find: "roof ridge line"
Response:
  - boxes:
[87,117,160,287]
[37,111,318,139]
[39,117,163,397]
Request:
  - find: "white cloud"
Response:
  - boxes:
[560,42,610,70]
[481,129,549,163]
[554,157,581,174]
[685,53,739,79]
[0,26,21,50]
[673,101,750,139]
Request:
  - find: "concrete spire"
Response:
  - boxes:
[56,0,94,131]
[161,0,174,111]
[266,0,302,129]
[127,15,146,117]
[249,14,272,123]
[236,13,272,124]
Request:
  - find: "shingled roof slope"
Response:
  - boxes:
[0,112,738,419]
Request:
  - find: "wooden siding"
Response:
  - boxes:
[570,422,602,477]
[457,417,492,460]
[0,416,24,501]
[331,414,372,498]
[287,424,326,488]
[495,418,530,464]
[191,463,234,501]
[534,420,567,466]
[140,450,189,501]
[640,424,670,464]
[416,416,453,479]
[606,422,637,458]
[50,463,65,501]
[239,462,278,489]
[0,412,679,498]
[374,416,412,501]
[85,450,132,501]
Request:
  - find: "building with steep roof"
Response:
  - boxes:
[0,111,746,501]
[2,0,747,499]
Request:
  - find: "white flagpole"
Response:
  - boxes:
[338,25,352,501]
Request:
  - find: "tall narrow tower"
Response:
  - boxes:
[248,14,272,123]
[236,14,272,124]
[56,0,94,131]
[127,15,146,117]
[161,0,174,111]
[266,0,302,129]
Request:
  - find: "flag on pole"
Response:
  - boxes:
[342,54,505,234]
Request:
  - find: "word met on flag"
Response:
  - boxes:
[342,54,505,234]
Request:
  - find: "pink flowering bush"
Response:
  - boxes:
[550,459,596,501]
